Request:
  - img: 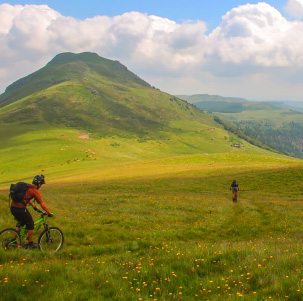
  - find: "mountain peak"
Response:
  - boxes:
[47,52,111,67]
[0,52,149,108]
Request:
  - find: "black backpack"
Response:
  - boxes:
[9,182,33,207]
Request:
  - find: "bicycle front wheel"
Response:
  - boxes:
[0,228,21,250]
[38,227,64,252]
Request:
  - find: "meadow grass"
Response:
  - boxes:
[0,155,303,300]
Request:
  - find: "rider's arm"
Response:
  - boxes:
[40,202,52,215]
[28,200,39,211]
[31,189,52,215]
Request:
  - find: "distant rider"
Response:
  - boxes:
[10,175,53,249]
[230,180,239,203]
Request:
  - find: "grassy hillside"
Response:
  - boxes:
[1,154,303,300]
[0,121,283,186]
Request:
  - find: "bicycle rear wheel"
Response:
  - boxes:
[0,228,21,250]
[38,227,64,252]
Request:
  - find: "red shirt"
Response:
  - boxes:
[11,185,51,215]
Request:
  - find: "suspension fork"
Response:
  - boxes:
[43,223,53,243]
[43,223,49,231]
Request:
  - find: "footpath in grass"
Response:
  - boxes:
[1,157,303,300]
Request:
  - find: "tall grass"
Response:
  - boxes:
[0,155,303,300]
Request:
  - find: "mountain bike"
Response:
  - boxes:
[0,210,64,252]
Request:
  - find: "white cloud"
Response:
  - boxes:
[0,3,303,100]
[209,3,303,67]
[284,0,303,19]
[296,0,303,7]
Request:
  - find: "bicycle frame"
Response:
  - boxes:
[19,213,49,242]
[1,211,63,252]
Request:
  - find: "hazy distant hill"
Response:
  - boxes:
[177,94,279,113]
[176,94,247,104]
[178,94,303,158]
[270,101,303,112]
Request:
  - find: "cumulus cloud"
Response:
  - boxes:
[0,3,303,100]
[209,3,303,67]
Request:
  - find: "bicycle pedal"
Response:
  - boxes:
[22,242,29,249]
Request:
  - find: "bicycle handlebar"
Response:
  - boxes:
[34,207,53,218]
[36,209,51,217]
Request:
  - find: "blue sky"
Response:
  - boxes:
[0,0,287,30]
[0,0,303,100]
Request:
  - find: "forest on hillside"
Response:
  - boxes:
[237,121,303,158]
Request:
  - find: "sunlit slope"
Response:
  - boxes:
[0,126,297,187]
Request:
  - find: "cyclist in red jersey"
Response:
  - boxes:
[10,175,53,249]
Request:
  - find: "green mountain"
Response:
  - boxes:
[0,52,209,137]
[178,94,303,158]
[0,52,150,108]
[0,53,285,183]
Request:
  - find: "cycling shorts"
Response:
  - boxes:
[10,206,34,231]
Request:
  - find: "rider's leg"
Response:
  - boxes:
[234,192,238,202]
[13,227,20,238]
[24,210,37,246]
[28,230,34,243]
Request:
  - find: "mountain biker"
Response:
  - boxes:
[230,180,239,203]
[10,175,53,249]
